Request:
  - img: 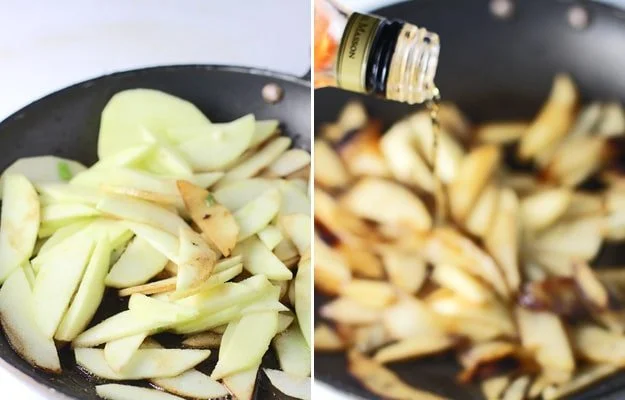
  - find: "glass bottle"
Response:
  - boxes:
[314,0,440,104]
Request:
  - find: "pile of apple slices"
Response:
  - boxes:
[0,89,311,400]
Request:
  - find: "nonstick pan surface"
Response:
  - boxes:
[0,65,310,400]
[315,0,625,399]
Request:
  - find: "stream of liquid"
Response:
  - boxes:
[426,88,446,226]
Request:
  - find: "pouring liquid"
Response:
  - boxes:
[426,88,446,226]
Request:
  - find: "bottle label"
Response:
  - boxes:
[336,12,382,93]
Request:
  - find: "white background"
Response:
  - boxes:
[0,0,624,399]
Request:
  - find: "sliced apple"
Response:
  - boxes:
[142,143,193,178]
[151,368,229,399]
[124,221,180,263]
[214,178,275,211]
[241,286,289,314]
[32,237,94,338]
[250,120,279,147]
[190,172,223,189]
[177,180,238,256]
[264,369,311,400]
[0,174,40,283]
[172,305,241,335]
[97,89,212,158]
[41,203,100,225]
[212,310,278,379]
[234,188,281,241]
[55,238,111,341]
[279,214,310,257]
[0,156,86,198]
[177,114,255,171]
[75,347,210,379]
[97,143,156,169]
[0,268,60,373]
[295,258,311,347]
[223,364,260,400]
[258,225,283,250]
[106,237,169,288]
[273,323,311,377]
[267,149,311,177]
[181,332,222,348]
[233,236,292,280]
[96,384,184,400]
[118,278,176,297]
[176,228,217,292]
[277,312,295,333]
[168,262,243,300]
[73,309,193,347]
[220,137,292,185]
[37,183,102,206]
[97,195,187,236]
[277,180,310,216]
[104,333,147,372]
[128,294,198,322]
[183,276,271,314]
[37,219,91,256]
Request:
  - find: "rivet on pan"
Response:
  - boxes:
[568,5,590,30]
[490,0,514,19]
[262,83,284,104]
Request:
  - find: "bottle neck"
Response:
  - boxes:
[334,12,440,104]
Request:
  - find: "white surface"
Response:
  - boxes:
[0,1,309,399]
[0,0,310,121]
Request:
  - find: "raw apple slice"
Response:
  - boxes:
[38,183,102,206]
[128,294,198,322]
[0,268,61,373]
[267,149,311,177]
[211,310,278,379]
[97,195,187,236]
[96,384,184,400]
[37,220,91,256]
[234,188,281,241]
[33,237,94,338]
[177,180,238,257]
[250,120,279,147]
[273,323,311,377]
[106,237,169,288]
[295,257,311,347]
[172,305,241,335]
[0,174,40,283]
[279,214,310,256]
[41,203,100,225]
[258,225,283,250]
[152,368,229,399]
[97,143,156,169]
[176,228,217,292]
[177,114,255,171]
[168,262,243,300]
[75,347,210,379]
[213,178,274,211]
[73,309,194,347]
[97,89,211,158]
[223,364,260,400]
[277,180,310,216]
[277,312,295,334]
[189,172,223,189]
[104,333,147,372]
[55,238,111,341]
[220,137,291,185]
[0,156,86,198]
[182,275,271,314]
[142,143,193,178]
[264,368,311,400]
[233,236,292,280]
[124,221,180,263]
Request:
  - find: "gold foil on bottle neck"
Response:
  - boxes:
[335,13,382,93]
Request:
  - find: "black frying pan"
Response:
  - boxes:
[0,65,310,399]
[315,0,625,399]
